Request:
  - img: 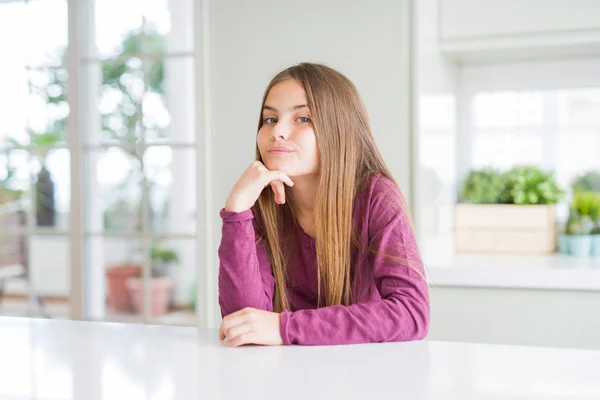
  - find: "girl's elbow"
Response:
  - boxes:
[413,298,430,340]
[391,295,430,341]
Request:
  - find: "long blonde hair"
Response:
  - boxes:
[256,63,413,312]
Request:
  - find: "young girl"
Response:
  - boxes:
[218,63,429,346]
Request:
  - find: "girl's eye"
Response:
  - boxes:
[297,116,311,123]
[263,117,277,124]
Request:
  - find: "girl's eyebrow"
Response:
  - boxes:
[263,104,308,113]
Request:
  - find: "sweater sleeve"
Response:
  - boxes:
[218,208,275,317]
[279,178,430,345]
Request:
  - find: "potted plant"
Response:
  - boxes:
[592,222,600,257]
[563,192,600,257]
[459,167,505,204]
[558,206,577,255]
[590,194,600,257]
[565,214,594,257]
[455,166,563,254]
[125,242,179,317]
[106,261,143,313]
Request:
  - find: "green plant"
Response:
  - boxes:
[567,192,600,235]
[500,166,562,205]
[565,206,578,234]
[460,168,505,204]
[572,171,600,193]
[150,243,179,277]
[590,194,600,222]
[572,191,600,218]
[151,244,179,265]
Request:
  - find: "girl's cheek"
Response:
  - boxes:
[257,128,268,145]
[298,128,318,150]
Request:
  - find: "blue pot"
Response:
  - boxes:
[569,235,592,257]
[558,234,570,255]
[591,235,600,257]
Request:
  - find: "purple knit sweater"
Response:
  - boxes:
[218,174,430,345]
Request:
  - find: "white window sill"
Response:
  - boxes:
[422,237,600,291]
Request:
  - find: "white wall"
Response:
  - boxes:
[429,287,600,350]
[438,0,600,62]
[440,0,600,39]
[205,0,414,327]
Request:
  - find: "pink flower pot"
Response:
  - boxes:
[106,264,142,312]
[126,276,174,317]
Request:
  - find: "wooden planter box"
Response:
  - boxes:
[454,204,556,254]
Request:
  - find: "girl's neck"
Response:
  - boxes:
[288,174,319,219]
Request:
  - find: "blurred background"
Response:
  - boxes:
[0,0,599,350]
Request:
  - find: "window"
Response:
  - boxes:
[82,0,197,324]
[417,58,600,265]
[0,0,70,318]
[470,88,600,189]
[0,0,198,325]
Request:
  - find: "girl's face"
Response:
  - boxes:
[258,79,319,179]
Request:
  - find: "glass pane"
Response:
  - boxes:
[93,238,195,324]
[95,0,144,60]
[148,239,196,326]
[141,8,168,55]
[0,2,29,146]
[0,229,30,318]
[95,238,145,320]
[472,91,543,128]
[0,149,32,212]
[31,149,70,231]
[557,130,600,188]
[0,2,27,68]
[95,58,145,145]
[86,148,143,234]
[560,88,600,126]
[471,130,544,169]
[94,0,193,58]
[27,67,69,144]
[144,0,194,55]
[30,235,70,319]
[144,147,196,234]
[145,58,195,143]
[25,0,68,68]
[0,233,69,320]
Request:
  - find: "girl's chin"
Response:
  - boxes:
[264,160,293,174]
[263,161,318,179]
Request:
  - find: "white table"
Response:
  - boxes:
[1,317,599,400]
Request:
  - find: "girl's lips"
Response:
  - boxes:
[268,148,294,154]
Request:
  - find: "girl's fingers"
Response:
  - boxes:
[268,171,294,187]
[227,331,256,347]
[270,181,286,204]
[220,309,249,339]
[225,323,254,345]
